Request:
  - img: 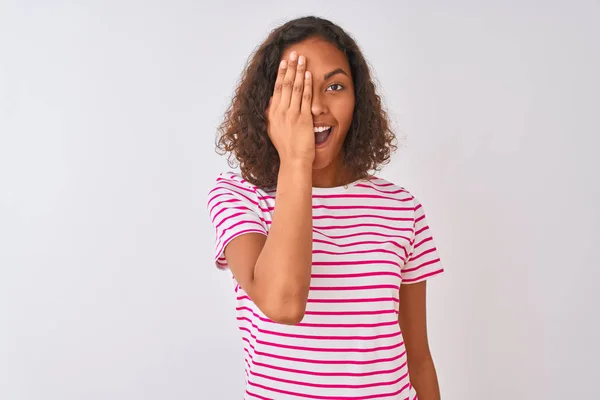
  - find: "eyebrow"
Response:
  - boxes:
[323,68,349,81]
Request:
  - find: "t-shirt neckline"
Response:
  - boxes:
[311,177,371,194]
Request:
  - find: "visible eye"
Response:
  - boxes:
[326,83,344,92]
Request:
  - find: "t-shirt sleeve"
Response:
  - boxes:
[206,174,268,270]
[401,196,444,284]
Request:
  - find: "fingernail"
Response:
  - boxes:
[298,55,304,65]
[280,60,287,68]
[290,52,297,61]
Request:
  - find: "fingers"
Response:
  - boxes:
[300,70,312,115]
[289,55,306,111]
[271,59,287,109]
[278,51,298,109]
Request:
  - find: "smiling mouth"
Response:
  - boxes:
[315,127,333,145]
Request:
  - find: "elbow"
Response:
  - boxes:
[251,265,310,325]
[270,306,306,325]
[263,294,308,325]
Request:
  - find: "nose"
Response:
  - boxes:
[311,91,328,117]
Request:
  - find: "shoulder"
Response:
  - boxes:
[209,171,259,195]
[357,175,418,206]
[206,171,269,207]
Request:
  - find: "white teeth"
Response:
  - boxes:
[313,126,331,133]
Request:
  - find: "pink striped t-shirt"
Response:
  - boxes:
[207,172,444,400]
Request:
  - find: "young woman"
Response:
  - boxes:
[207,16,444,400]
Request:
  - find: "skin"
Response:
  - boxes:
[224,37,440,399]
[399,282,441,399]
[280,37,356,188]
[227,48,316,326]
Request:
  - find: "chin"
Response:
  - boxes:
[313,148,345,172]
[312,149,343,171]
[312,156,332,170]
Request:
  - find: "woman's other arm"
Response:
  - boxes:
[399,281,441,400]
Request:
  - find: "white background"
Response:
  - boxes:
[1,1,599,399]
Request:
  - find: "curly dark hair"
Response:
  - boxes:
[215,15,397,188]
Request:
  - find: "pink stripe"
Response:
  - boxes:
[313,238,407,252]
[214,207,269,231]
[245,390,273,400]
[212,204,253,223]
[313,214,413,222]
[236,294,400,304]
[313,204,415,211]
[240,327,404,353]
[314,238,409,259]
[310,193,414,202]
[216,259,227,267]
[402,268,444,283]
[237,313,399,328]
[413,236,433,251]
[309,284,399,291]
[314,230,411,241]
[236,310,400,340]
[214,210,258,230]
[208,195,238,216]
[258,191,413,202]
[215,176,255,193]
[313,248,404,261]
[355,183,409,195]
[251,359,407,377]
[369,180,396,188]
[407,247,436,263]
[215,201,418,213]
[415,224,429,236]
[311,271,401,279]
[208,185,268,211]
[207,191,240,211]
[247,379,410,399]
[312,260,400,267]
[269,317,396,329]
[307,297,399,304]
[314,222,413,232]
[243,337,406,365]
[244,347,408,372]
[305,309,398,316]
[239,327,403,353]
[402,258,441,274]
[250,368,408,389]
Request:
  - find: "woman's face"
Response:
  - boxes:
[280,37,355,175]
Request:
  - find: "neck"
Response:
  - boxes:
[312,157,353,188]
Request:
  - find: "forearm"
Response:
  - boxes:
[409,356,441,400]
[254,160,313,321]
